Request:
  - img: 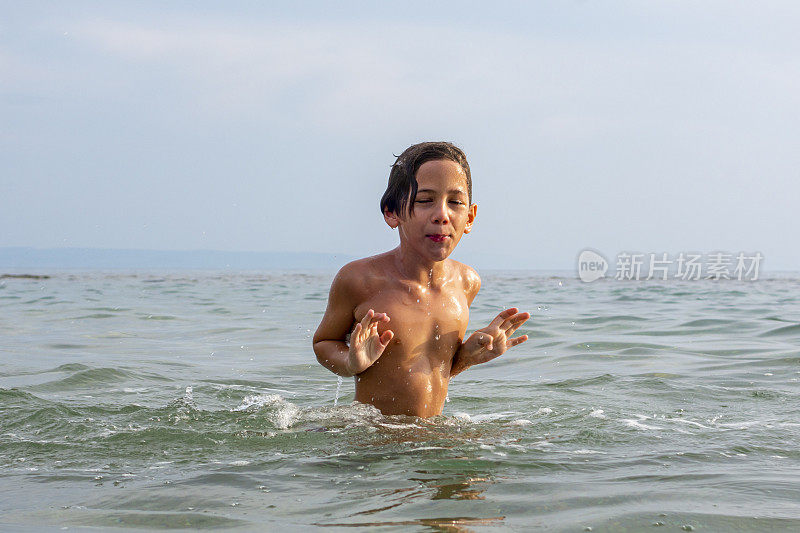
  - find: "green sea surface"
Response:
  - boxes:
[1,271,800,531]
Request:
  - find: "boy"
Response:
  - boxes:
[313,142,530,418]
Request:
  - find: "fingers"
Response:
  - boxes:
[353,309,391,344]
[379,329,394,347]
[500,311,529,330]
[488,307,518,329]
[502,312,531,335]
[359,309,374,330]
[508,335,528,347]
[475,332,494,351]
[354,309,387,338]
[360,309,390,328]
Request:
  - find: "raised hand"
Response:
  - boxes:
[347,309,394,374]
[459,307,530,367]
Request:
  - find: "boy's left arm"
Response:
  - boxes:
[450,307,530,377]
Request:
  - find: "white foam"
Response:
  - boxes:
[622,416,663,431]
[379,423,423,430]
[535,407,553,415]
[233,393,300,430]
[674,419,710,429]
[713,420,761,430]
[234,393,283,411]
[470,413,508,423]
[589,409,605,419]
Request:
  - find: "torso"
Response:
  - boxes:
[350,254,475,417]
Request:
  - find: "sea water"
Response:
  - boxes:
[1,270,800,531]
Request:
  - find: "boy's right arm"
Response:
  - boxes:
[313,267,393,377]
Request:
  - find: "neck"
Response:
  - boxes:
[391,245,447,287]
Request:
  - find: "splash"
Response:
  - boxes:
[233,393,300,430]
[334,375,343,407]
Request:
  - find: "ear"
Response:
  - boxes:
[384,209,400,229]
[463,203,477,234]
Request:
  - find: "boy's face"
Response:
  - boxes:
[384,159,477,263]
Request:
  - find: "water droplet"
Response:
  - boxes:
[435,334,440,340]
[334,375,343,406]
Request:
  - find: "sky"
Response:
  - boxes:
[2,1,799,270]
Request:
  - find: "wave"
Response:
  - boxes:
[759,323,800,338]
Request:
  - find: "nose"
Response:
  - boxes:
[431,200,450,225]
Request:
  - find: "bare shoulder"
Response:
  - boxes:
[333,254,388,293]
[316,256,382,340]
[335,257,369,283]
[448,259,481,302]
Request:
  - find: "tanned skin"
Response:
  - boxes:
[313,160,530,417]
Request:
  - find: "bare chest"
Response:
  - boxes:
[355,285,469,362]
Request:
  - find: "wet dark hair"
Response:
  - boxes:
[380,141,472,216]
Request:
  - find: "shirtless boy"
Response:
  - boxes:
[313,142,530,418]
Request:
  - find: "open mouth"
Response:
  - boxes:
[426,234,449,243]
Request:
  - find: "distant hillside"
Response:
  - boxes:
[0,247,354,270]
